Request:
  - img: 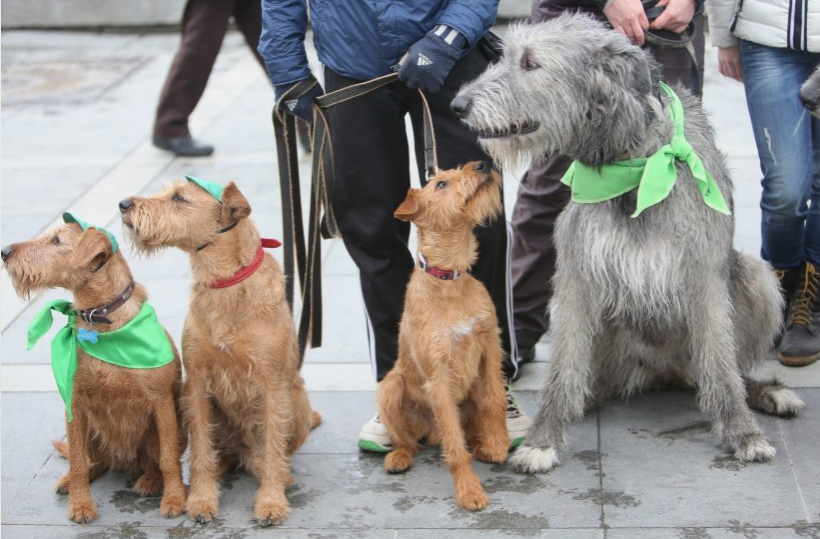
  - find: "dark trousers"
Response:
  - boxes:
[154,0,265,138]
[511,12,706,349]
[324,46,517,381]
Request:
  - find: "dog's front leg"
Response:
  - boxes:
[427,379,489,511]
[509,289,600,474]
[153,392,186,517]
[689,285,776,462]
[183,375,220,523]
[253,379,291,526]
[66,405,98,523]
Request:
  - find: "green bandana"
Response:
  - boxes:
[63,212,120,253]
[561,82,731,218]
[186,175,223,201]
[27,300,175,421]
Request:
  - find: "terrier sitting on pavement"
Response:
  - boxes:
[2,214,186,524]
[120,176,321,526]
[377,161,509,511]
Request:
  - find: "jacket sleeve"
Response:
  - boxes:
[259,0,312,87]
[706,0,740,47]
[435,0,500,48]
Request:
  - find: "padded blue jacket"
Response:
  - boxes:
[259,0,499,86]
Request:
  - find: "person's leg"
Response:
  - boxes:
[509,154,572,355]
[154,0,232,141]
[323,69,413,383]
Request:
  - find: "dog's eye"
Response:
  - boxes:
[52,235,61,245]
[171,192,187,203]
[436,181,448,190]
[521,55,540,71]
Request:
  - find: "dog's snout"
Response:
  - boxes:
[450,95,472,118]
[474,161,489,172]
[1,246,13,262]
[119,199,134,212]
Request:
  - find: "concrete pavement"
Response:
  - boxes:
[1,27,819,538]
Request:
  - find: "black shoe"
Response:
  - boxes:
[152,134,214,157]
[774,266,800,346]
[779,261,820,367]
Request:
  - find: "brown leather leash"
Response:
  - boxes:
[273,72,439,366]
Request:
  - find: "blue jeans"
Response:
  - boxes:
[740,40,820,269]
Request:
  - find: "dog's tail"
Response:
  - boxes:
[52,440,69,459]
[310,410,323,430]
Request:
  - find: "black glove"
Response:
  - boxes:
[275,75,324,123]
[398,25,468,93]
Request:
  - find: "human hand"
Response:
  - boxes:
[274,75,324,123]
[398,26,467,93]
[648,0,696,34]
[603,0,650,46]
[717,46,743,82]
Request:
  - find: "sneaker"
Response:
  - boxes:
[506,385,532,449]
[357,414,393,453]
[779,261,820,367]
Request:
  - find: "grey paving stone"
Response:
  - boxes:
[598,389,812,529]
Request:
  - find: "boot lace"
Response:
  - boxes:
[792,263,819,326]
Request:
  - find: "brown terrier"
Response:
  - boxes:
[2,219,186,523]
[377,161,509,511]
[119,177,321,526]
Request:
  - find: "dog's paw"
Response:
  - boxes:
[385,448,415,474]
[160,491,186,518]
[456,484,489,511]
[473,443,508,464]
[508,445,560,474]
[733,435,776,462]
[68,499,98,524]
[254,497,289,527]
[55,474,70,495]
[186,496,219,524]
[133,472,164,496]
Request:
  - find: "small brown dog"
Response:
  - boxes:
[120,177,321,526]
[2,217,186,523]
[377,161,509,511]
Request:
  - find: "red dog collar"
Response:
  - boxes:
[207,239,281,289]
[417,252,462,281]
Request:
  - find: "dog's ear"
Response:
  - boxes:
[71,228,113,271]
[394,189,421,222]
[221,182,252,223]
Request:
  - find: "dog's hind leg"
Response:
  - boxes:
[378,372,426,473]
[688,283,776,462]
[427,376,489,511]
[468,341,509,464]
[508,286,600,475]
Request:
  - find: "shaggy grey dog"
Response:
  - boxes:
[452,13,804,473]
[799,64,820,118]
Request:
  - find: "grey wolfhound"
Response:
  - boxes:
[452,14,804,473]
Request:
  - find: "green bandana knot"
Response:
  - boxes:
[27,300,175,422]
[561,82,731,217]
[62,212,119,254]
[186,175,223,201]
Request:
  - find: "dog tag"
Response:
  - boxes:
[77,328,99,344]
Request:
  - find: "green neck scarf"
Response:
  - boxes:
[27,300,174,421]
[561,82,731,218]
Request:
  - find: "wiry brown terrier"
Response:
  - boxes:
[378,161,509,511]
[2,224,186,523]
[120,179,321,526]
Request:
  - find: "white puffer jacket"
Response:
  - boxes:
[707,0,820,52]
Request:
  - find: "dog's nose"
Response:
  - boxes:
[1,246,13,263]
[119,199,134,212]
[450,95,472,118]
[474,161,489,172]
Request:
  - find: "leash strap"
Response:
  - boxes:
[272,72,439,366]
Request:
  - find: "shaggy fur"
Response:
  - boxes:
[3,225,186,523]
[453,14,804,473]
[377,161,510,511]
[120,181,321,526]
[799,64,820,118]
